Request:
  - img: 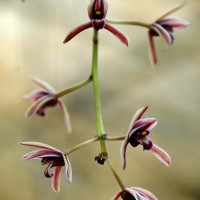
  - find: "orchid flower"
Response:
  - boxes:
[23,77,71,132]
[19,142,72,192]
[148,3,190,65]
[63,0,128,46]
[112,187,157,200]
[120,106,171,169]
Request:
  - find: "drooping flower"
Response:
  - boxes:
[148,3,190,65]
[23,77,71,132]
[120,106,171,169]
[112,187,157,200]
[63,0,128,46]
[19,142,72,192]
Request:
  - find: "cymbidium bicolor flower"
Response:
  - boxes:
[148,4,190,65]
[63,0,128,46]
[121,106,171,169]
[19,142,72,192]
[112,187,157,200]
[23,77,71,132]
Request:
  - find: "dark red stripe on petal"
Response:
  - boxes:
[52,166,62,192]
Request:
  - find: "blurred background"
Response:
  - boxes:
[0,0,199,199]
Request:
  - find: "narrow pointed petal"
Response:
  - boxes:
[44,163,53,178]
[63,155,72,183]
[150,144,171,166]
[111,191,121,200]
[52,166,62,192]
[159,19,190,30]
[63,22,93,43]
[19,142,61,152]
[25,95,54,119]
[23,90,44,100]
[31,77,56,94]
[120,136,130,169]
[131,118,157,133]
[104,24,129,46]
[152,24,172,46]
[58,100,72,133]
[22,149,61,160]
[132,187,158,200]
[156,3,185,21]
[128,106,148,133]
[148,32,157,66]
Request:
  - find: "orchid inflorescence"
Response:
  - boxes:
[19,0,189,199]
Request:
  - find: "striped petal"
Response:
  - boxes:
[132,187,158,200]
[120,135,130,169]
[58,100,72,133]
[152,23,173,46]
[22,149,61,160]
[19,142,61,152]
[148,31,157,66]
[124,188,147,200]
[104,24,129,46]
[52,166,62,192]
[127,106,148,134]
[23,90,45,101]
[25,95,55,119]
[159,18,190,30]
[31,77,56,94]
[63,154,72,183]
[150,144,171,166]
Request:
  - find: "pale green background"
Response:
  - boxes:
[0,0,199,199]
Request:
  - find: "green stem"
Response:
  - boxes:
[105,136,126,141]
[64,137,99,156]
[107,157,125,190]
[106,19,151,29]
[92,29,107,153]
[55,76,92,98]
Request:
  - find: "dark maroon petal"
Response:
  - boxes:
[88,0,108,20]
[141,138,153,150]
[148,31,158,65]
[123,188,145,200]
[129,137,140,148]
[63,22,93,43]
[44,163,53,178]
[104,24,129,46]
[121,190,136,200]
[92,19,106,30]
